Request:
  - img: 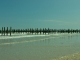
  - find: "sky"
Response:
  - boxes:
[0,0,80,29]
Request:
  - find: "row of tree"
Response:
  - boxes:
[0,27,80,35]
[11,29,80,34]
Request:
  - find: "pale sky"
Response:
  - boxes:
[0,0,80,29]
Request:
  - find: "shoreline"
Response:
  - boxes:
[53,52,80,60]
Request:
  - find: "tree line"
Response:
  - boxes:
[0,27,80,36]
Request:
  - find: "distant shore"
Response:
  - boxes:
[53,52,80,60]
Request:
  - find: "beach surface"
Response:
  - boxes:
[0,33,80,60]
[53,52,80,60]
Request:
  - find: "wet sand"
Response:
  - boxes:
[0,33,80,60]
[53,52,80,60]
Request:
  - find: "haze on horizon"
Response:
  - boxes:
[0,0,80,29]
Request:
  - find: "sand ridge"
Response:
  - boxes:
[52,52,80,60]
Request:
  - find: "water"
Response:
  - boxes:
[0,33,80,60]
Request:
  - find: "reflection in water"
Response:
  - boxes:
[0,34,80,60]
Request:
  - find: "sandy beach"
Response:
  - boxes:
[0,33,80,60]
[53,52,80,60]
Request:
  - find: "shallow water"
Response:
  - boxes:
[0,33,80,60]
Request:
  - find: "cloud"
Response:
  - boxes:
[44,20,78,25]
